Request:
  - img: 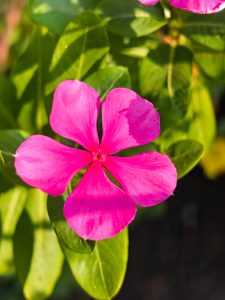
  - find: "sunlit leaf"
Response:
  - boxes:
[96,0,166,37]
[65,229,129,300]
[188,81,216,153]
[85,66,130,99]
[11,30,57,132]
[45,11,109,96]
[166,139,204,178]
[195,49,225,82]
[28,0,100,34]
[14,189,64,300]
[0,187,27,275]
[180,11,225,51]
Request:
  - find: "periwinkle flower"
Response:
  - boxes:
[15,80,177,240]
[138,0,225,14]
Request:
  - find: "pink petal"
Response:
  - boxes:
[64,161,136,240]
[50,80,100,152]
[104,152,177,207]
[170,0,225,14]
[15,135,92,196]
[138,0,160,5]
[100,88,160,155]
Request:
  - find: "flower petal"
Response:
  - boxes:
[50,80,100,152]
[64,162,136,240]
[104,152,177,207]
[170,0,225,14]
[138,0,160,5]
[100,88,160,155]
[15,135,92,196]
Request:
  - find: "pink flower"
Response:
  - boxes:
[15,80,177,240]
[139,0,225,14]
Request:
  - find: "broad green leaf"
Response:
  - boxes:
[180,11,225,51]
[0,130,29,184]
[188,82,216,153]
[65,229,129,300]
[85,66,130,99]
[165,139,204,179]
[96,0,166,37]
[195,49,225,81]
[108,32,152,91]
[11,30,57,98]
[0,73,18,129]
[47,196,94,254]
[14,210,33,286]
[108,31,159,57]
[28,0,100,34]
[0,187,27,275]
[14,189,64,300]
[11,31,39,100]
[158,81,216,153]
[45,11,109,96]
[140,44,193,117]
[11,30,57,132]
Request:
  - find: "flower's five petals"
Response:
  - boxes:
[64,162,136,240]
[50,80,100,152]
[138,0,160,5]
[104,153,177,207]
[100,88,160,155]
[15,135,92,196]
[170,0,225,14]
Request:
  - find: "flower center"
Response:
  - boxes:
[92,150,106,163]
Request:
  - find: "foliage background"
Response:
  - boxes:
[0,0,225,299]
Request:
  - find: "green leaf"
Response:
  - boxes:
[14,189,64,300]
[108,33,150,91]
[195,49,225,81]
[165,139,204,179]
[11,31,39,100]
[65,229,129,300]
[188,81,216,153]
[0,73,18,129]
[0,130,29,184]
[14,210,33,285]
[180,11,225,51]
[0,174,12,193]
[85,66,130,99]
[11,30,57,132]
[0,187,27,275]
[28,0,100,35]
[47,195,94,254]
[158,81,216,153]
[11,30,57,98]
[45,11,109,96]
[139,44,193,117]
[96,0,166,37]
